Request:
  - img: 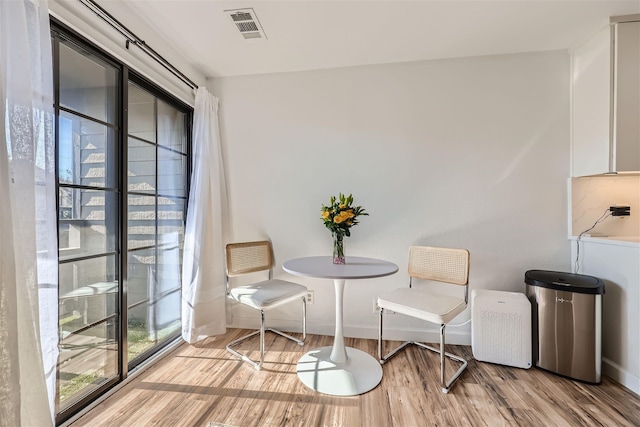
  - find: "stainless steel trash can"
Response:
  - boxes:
[525,270,605,384]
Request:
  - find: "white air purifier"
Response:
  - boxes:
[471,289,532,369]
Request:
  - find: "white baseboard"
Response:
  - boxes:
[227,316,471,346]
[603,357,640,396]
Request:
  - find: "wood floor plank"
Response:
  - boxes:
[71,329,640,427]
[451,382,511,426]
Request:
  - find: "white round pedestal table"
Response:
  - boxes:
[282,256,398,396]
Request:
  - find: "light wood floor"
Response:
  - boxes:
[71,328,640,427]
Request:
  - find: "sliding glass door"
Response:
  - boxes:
[126,80,187,364]
[52,22,192,424]
[55,35,121,413]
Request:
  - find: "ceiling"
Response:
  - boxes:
[97,1,640,79]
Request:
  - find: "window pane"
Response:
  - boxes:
[128,137,156,194]
[58,189,117,260]
[127,248,180,362]
[59,256,118,335]
[128,83,156,143]
[59,40,118,124]
[57,320,118,411]
[158,100,186,153]
[158,147,186,197]
[58,111,116,188]
[127,248,154,360]
[159,197,185,248]
[128,194,156,250]
[128,248,155,309]
[157,239,182,330]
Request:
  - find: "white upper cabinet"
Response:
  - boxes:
[614,20,640,172]
[572,25,611,176]
[571,16,640,177]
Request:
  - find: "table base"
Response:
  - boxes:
[296,346,383,396]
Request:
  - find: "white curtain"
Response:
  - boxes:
[1,0,59,425]
[181,88,227,343]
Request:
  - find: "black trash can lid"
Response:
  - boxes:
[525,270,605,294]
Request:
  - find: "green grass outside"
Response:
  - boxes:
[58,319,180,404]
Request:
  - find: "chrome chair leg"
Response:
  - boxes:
[226,302,307,370]
[378,317,468,392]
[378,307,383,362]
[226,329,262,369]
[434,323,468,393]
[440,323,446,390]
[259,310,265,368]
[302,296,307,342]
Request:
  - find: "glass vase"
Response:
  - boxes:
[332,232,345,264]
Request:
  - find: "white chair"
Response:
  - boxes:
[225,240,307,369]
[377,245,470,393]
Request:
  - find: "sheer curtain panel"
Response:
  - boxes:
[181,88,227,343]
[0,0,59,425]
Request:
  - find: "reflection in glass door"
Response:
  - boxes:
[126,80,186,365]
[55,36,120,413]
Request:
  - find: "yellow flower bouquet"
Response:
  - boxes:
[321,193,368,264]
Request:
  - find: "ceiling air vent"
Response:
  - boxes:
[226,8,267,40]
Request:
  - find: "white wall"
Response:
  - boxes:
[210,50,571,345]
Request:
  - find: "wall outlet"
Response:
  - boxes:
[306,290,314,305]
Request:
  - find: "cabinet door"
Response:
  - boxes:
[613,21,640,172]
[572,27,610,177]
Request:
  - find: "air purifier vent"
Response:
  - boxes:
[471,290,532,369]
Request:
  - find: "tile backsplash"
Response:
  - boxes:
[571,175,640,237]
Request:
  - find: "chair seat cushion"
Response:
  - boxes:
[378,288,466,324]
[229,279,307,310]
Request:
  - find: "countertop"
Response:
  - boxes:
[568,235,640,248]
